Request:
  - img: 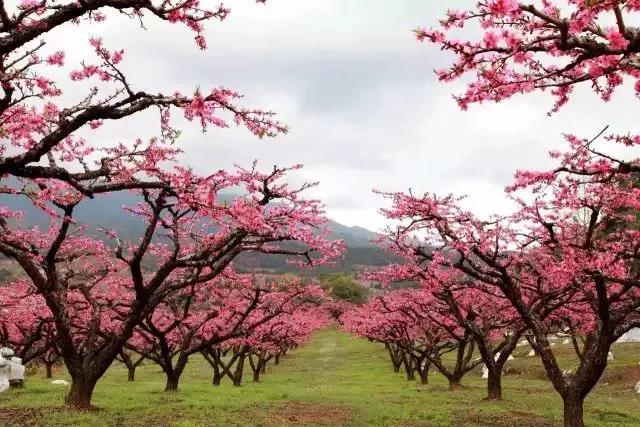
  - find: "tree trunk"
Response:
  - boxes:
[448,376,462,390]
[274,354,280,365]
[402,351,415,381]
[233,353,245,387]
[486,368,502,400]
[164,372,180,392]
[127,367,136,382]
[212,370,222,386]
[418,360,430,385]
[65,375,97,409]
[45,362,53,379]
[562,395,585,427]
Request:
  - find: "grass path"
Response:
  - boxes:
[1,326,640,426]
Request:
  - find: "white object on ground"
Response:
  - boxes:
[635,381,640,394]
[528,350,536,357]
[481,365,488,379]
[7,359,24,382]
[507,355,515,361]
[608,351,614,361]
[562,338,571,345]
[50,379,69,386]
[0,348,14,357]
[0,356,9,393]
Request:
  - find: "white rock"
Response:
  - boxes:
[507,355,515,361]
[635,381,640,394]
[528,350,536,357]
[608,351,614,361]
[50,379,69,386]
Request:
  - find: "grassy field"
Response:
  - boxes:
[1,326,640,426]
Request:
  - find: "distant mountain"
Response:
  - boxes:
[0,189,397,273]
[327,220,380,248]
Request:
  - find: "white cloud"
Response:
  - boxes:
[24,0,639,230]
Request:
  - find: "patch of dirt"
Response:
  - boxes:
[453,409,556,427]
[599,365,640,389]
[0,408,46,426]
[262,401,352,425]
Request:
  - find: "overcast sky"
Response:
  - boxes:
[46,0,640,231]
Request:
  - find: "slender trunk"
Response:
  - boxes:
[418,360,430,385]
[65,374,97,409]
[403,357,415,381]
[260,359,266,374]
[45,361,53,379]
[233,353,245,387]
[274,354,280,365]
[212,370,222,386]
[486,368,502,400]
[127,367,136,382]
[562,395,584,427]
[249,355,261,382]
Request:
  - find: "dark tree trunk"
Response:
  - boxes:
[233,353,245,387]
[128,367,136,382]
[417,359,430,385]
[448,375,462,390]
[164,372,181,392]
[163,357,187,392]
[248,355,261,382]
[212,370,222,386]
[486,368,502,400]
[402,352,415,381]
[45,361,53,379]
[274,354,280,365]
[65,374,98,409]
[562,395,585,427]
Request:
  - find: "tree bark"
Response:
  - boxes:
[417,359,430,385]
[448,375,462,390]
[164,372,181,392]
[212,371,222,386]
[274,354,280,365]
[486,368,502,400]
[45,361,53,379]
[562,395,585,427]
[128,367,136,382]
[65,374,97,409]
[233,353,245,387]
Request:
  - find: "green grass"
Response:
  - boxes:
[1,327,640,426]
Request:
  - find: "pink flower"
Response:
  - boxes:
[606,29,629,50]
